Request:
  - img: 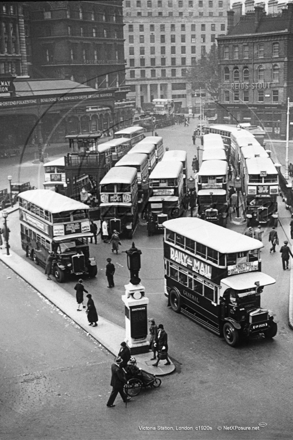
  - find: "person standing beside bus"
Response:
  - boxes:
[45,251,55,280]
[90,221,98,244]
[74,279,88,311]
[269,227,279,253]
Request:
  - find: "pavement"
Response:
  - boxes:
[0,204,175,376]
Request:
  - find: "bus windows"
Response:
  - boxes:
[204,282,215,302]
[248,249,258,262]
[101,183,115,193]
[166,229,175,243]
[196,243,206,259]
[194,278,203,295]
[170,263,179,281]
[53,212,71,223]
[179,270,188,286]
[72,210,87,221]
[186,237,195,253]
[227,253,237,265]
[175,233,184,248]
[117,183,131,192]
[207,247,218,264]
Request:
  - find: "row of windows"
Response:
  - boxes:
[126,0,224,8]
[2,4,16,15]
[223,42,280,60]
[129,23,225,32]
[19,200,88,224]
[224,65,280,83]
[223,89,280,103]
[129,58,197,67]
[125,11,225,17]
[129,34,216,44]
[129,46,207,56]
[129,68,189,78]
[21,225,50,250]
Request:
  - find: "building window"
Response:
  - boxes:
[272,90,279,102]
[181,46,186,54]
[161,46,166,55]
[182,68,187,76]
[258,90,264,102]
[130,70,135,78]
[191,57,196,64]
[161,35,165,43]
[201,35,206,43]
[129,35,134,43]
[129,24,133,32]
[171,24,175,31]
[178,1,183,7]
[224,91,229,102]
[221,24,225,31]
[258,65,264,81]
[189,1,193,6]
[233,67,239,82]
[191,46,196,54]
[181,35,186,43]
[243,90,249,102]
[129,59,135,67]
[158,0,163,6]
[171,69,176,77]
[181,24,186,31]
[140,58,145,67]
[81,27,84,37]
[148,12,152,16]
[272,64,280,82]
[150,46,155,54]
[129,47,134,55]
[150,34,155,43]
[93,28,97,37]
[147,0,152,6]
[243,67,249,81]
[137,0,141,6]
[140,47,145,55]
[161,58,166,66]
[224,67,230,82]
[141,70,145,78]
[201,46,206,56]
[168,0,173,5]
[211,34,215,42]
[160,24,165,32]
[181,57,186,65]
[224,46,229,60]
[150,24,155,31]
[140,35,144,43]
[191,35,196,43]
[179,12,183,16]
[103,29,107,37]
[219,0,223,6]
[151,58,156,66]
[161,69,166,77]
[171,35,176,43]
[234,91,239,102]
[151,69,156,77]
[257,43,264,58]
[273,42,279,58]
[211,24,215,31]
[79,7,83,19]
[171,57,176,65]
[199,0,203,6]
[243,44,249,59]
[209,12,213,16]
[209,0,213,6]
[233,45,239,60]
[171,46,176,54]
[201,24,205,31]
[139,25,144,32]
[68,26,71,36]
[191,24,196,31]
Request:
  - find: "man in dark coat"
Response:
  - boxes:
[152,324,171,367]
[268,227,279,253]
[45,251,55,280]
[149,318,158,360]
[280,241,293,270]
[106,258,115,288]
[74,279,88,310]
[118,341,131,368]
[106,357,131,408]
[86,294,98,326]
[290,215,293,239]
[90,221,98,244]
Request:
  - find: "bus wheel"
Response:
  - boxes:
[170,288,181,313]
[170,208,180,218]
[54,266,65,283]
[88,265,97,278]
[32,251,39,265]
[223,322,239,347]
[265,321,277,339]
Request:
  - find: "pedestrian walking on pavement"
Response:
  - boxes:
[269,227,279,253]
[189,190,196,217]
[0,227,3,249]
[290,214,293,239]
[152,324,171,367]
[90,221,98,244]
[192,134,195,145]
[244,226,254,238]
[45,251,55,280]
[74,278,88,310]
[110,230,120,253]
[2,222,10,246]
[118,341,131,368]
[280,241,293,270]
[86,294,98,326]
[106,258,115,288]
[106,357,131,408]
[254,224,264,242]
[149,318,158,360]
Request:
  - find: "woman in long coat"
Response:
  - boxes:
[86,294,98,326]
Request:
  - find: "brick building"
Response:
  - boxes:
[217,2,293,139]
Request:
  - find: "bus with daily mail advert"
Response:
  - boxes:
[127,142,157,173]
[43,157,66,193]
[115,153,149,213]
[139,136,164,161]
[162,150,188,193]
[114,126,145,146]
[243,156,279,226]
[99,166,138,238]
[163,217,277,346]
[18,190,97,282]
[147,160,184,232]
[197,160,229,226]
[203,133,225,151]
[98,138,132,165]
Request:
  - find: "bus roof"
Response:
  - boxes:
[163,218,263,253]
[162,150,187,162]
[44,157,65,167]
[198,160,228,176]
[65,133,101,140]
[98,137,130,153]
[245,157,278,174]
[99,166,137,185]
[149,161,183,179]
[202,149,226,161]
[241,145,268,159]
[140,136,163,144]
[115,153,148,167]
[18,189,90,213]
[128,143,155,154]
[114,126,144,135]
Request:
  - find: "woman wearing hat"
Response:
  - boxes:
[149,318,158,360]
[86,294,98,326]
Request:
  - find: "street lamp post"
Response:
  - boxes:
[2,210,10,255]
[7,175,13,208]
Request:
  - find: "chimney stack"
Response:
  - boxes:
[254,5,265,27]
[245,0,255,13]
[268,0,278,15]
[227,10,235,33]
[232,2,243,24]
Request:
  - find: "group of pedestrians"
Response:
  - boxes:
[74,279,98,326]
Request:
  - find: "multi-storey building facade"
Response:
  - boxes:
[217,2,293,139]
[123,0,230,111]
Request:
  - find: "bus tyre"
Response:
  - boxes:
[223,322,239,347]
[265,321,277,339]
[169,288,181,313]
[88,265,97,278]
[170,208,180,218]
[32,251,39,265]
[54,266,65,283]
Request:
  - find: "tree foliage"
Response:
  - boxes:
[186,44,220,99]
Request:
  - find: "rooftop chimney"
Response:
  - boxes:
[245,0,255,13]
[227,10,235,33]
[268,0,278,15]
[232,2,243,24]
[254,5,265,27]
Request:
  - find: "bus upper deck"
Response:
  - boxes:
[139,136,164,161]
[127,142,157,172]
[202,148,226,162]
[114,126,145,146]
[43,157,66,191]
[203,133,225,150]
[98,137,132,164]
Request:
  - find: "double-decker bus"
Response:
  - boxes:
[162,150,188,193]
[153,99,174,116]
[244,157,279,226]
[98,138,132,165]
[127,142,157,173]
[18,190,97,282]
[99,166,138,238]
[115,153,149,214]
[147,160,184,231]
[139,136,164,162]
[163,217,277,347]
[114,126,145,146]
[197,160,229,226]
[43,157,66,193]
